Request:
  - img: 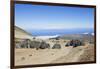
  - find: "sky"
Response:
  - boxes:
[15,3,94,32]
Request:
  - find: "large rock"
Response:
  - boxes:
[15,39,31,48]
[52,44,61,49]
[40,41,50,49]
[15,39,50,50]
[30,41,50,50]
[15,43,21,48]
[65,40,85,47]
[20,39,31,48]
[30,41,41,49]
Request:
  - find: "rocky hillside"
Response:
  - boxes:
[15,26,33,40]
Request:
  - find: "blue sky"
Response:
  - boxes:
[15,4,94,31]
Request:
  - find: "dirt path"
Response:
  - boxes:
[50,46,85,63]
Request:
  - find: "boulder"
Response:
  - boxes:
[30,41,41,50]
[40,41,50,49]
[52,44,61,49]
[65,40,85,47]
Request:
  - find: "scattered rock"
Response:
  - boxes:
[21,57,25,60]
[29,54,32,56]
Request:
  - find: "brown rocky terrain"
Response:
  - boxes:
[15,43,94,66]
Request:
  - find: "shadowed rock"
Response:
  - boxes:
[30,41,50,50]
[40,41,50,49]
[15,39,50,50]
[65,40,85,47]
[15,43,21,48]
[15,39,31,48]
[52,44,61,49]
[30,41,41,49]
[20,39,31,48]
